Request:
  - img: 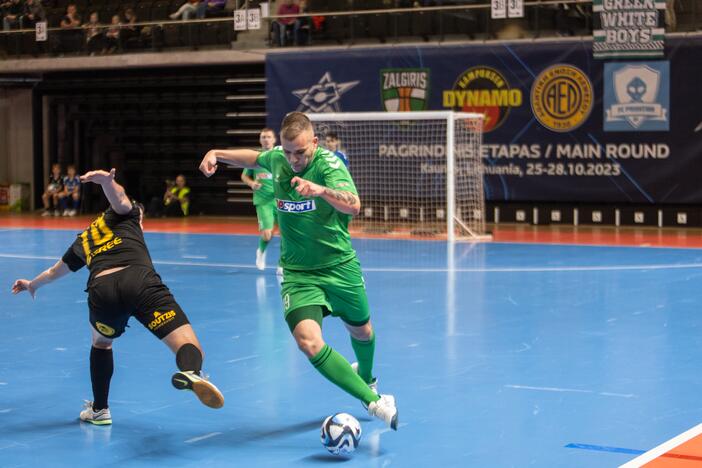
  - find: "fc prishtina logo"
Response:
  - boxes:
[380,68,430,112]
[604,62,669,131]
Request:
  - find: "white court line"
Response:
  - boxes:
[225,354,259,364]
[185,432,222,444]
[181,255,208,259]
[619,422,702,467]
[505,385,636,398]
[2,252,702,274]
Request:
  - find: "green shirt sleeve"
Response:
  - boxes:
[256,150,273,172]
[242,168,253,178]
[323,160,358,195]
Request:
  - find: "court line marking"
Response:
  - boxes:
[185,432,222,444]
[505,385,636,398]
[619,422,702,467]
[565,443,645,455]
[226,354,260,364]
[3,252,702,274]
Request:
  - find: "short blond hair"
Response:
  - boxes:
[280,112,313,141]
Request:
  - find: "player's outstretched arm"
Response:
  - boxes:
[80,168,132,215]
[11,259,71,299]
[291,177,361,216]
[199,149,260,177]
[241,171,261,191]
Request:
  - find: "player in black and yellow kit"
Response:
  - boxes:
[11,168,224,425]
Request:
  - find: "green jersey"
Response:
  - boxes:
[256,145,358,270]
[242,167,275,205]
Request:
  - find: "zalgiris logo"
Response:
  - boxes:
[443,66,523,132]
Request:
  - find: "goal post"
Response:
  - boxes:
[308,111,490,242]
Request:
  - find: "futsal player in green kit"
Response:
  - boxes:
[241,128,277,270]
[199,112,398,429]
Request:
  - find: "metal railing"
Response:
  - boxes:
[0,0,698,59]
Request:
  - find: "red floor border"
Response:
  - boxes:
[2,214,702,248]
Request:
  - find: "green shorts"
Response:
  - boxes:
[281,257,370,331]
[255,201,276,231]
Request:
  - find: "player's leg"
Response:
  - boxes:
[255,202,275,270]
[161,323,224,409]
[324,258,376,386]
[41,190,51,214]
[131,267,224,409]
[288,309,378,406]
[71,191,80,214]
[80,275,132,426]
[80,325,115,425]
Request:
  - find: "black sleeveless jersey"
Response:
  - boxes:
[61,204,154,282]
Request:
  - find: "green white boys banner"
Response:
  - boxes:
[593,0,666,58]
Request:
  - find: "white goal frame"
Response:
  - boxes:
[308,111,489,242]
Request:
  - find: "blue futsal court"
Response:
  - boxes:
[2,226,702,467]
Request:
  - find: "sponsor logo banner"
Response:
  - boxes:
[531,64,593,132]
[443,66,522,133]
[380,68,430,112]
[292,72,359,113]
[604,61,669,131]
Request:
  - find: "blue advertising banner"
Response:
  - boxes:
[266,37,702,204]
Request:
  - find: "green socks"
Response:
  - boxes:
[310,344,380,405]
[351,333,376,384]
[258,237,269,253]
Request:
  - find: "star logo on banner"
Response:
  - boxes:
[292,72,360,113]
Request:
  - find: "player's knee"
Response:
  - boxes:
[295,335,323,358]
[92,337,113,350]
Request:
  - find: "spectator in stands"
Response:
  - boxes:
[120,8,141,48]
[57,3,82,54]
[163,175,191,217]
[58,164,81,216]
[272,0,299,47]
[295,0,312,45]
[170,0,201,20]
[324,132,349,167]
[2,0,22,31]
[665,0,676,31]
[21,0,47,29]
[42,163,64,217]
[84,11,105,55]
[196,0,226,18]
[104,14,120,53]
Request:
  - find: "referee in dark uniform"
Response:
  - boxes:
[12,168,224,425]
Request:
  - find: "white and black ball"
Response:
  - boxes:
[320,413,362,455]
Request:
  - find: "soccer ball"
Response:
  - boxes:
[320,413,362,455]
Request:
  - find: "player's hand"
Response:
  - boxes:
[80,168,116,185]
[199,151,218,177]
[250,182,262,191]
[11,279,35,299]
[291,177,324,197]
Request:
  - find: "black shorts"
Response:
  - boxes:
[87,266,190,340]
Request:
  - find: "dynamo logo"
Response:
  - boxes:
[277,199,316,213]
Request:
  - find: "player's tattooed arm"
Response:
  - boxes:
[323,188,359,207]
[291,177,360,215]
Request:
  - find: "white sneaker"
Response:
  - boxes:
[53,210,61,216]
[62,209,70,216]
[41,210,51,217]
[171,370,224,409]
[367,394,398,430]
[255,248,266,271]
[69,209,77,216]
[351,362,378,409]
[79,400,112,425]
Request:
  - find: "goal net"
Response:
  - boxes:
[308,111,488,242]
